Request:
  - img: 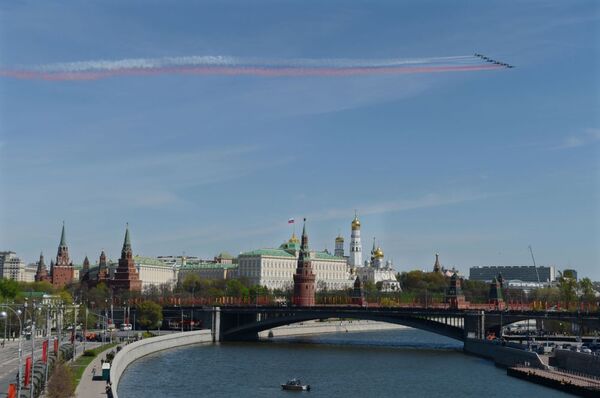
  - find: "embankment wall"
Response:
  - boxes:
[553,349,600,377]
[463,338,546,368]
[110,330,212,398]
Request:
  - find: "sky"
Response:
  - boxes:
[0,1,598,279]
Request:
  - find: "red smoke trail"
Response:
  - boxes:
[0,64,504,81]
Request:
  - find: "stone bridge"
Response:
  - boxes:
[190,306,600,342]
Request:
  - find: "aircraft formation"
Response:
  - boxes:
[474,53,514,68]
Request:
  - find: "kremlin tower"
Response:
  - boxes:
[292,219,316,307]
[51,222,75,288]
[349,212,362,268]
[433,253,442,273]
[34,252,49,282]
[109,224,142,293]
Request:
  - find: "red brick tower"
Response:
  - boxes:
[110,224,142,293]
[97,250,109,284]
[52,222,74,288]
[35,252,50,282]
[293,219,316,307]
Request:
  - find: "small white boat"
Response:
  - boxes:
[281,378,311,391]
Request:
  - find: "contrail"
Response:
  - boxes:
[0,54,509,81]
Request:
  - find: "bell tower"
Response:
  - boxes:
[349,212,362,267]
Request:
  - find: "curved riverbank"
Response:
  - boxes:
[117,329,571,398]
[111,330,212,398]
[257,319,407,338]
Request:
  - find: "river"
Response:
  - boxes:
[118,329,571,397]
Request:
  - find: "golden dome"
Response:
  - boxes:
[351,215,361,230]
[374,247,384,258]
[289,232,299,244]
[335,235,344,242]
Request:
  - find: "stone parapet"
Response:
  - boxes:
[110,330,212,398]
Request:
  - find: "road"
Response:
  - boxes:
[0,336,100,397]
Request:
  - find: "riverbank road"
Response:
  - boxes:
[75,346,117,398]
[0,338,100,398]
[0,337,49,397]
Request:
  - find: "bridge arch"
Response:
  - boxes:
[219,310,466,342]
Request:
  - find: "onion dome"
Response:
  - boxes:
[351,214,361,230]
[374,246,384,258]
[335,234,344,242]
[289,232,300,244]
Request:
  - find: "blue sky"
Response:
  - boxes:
[0,1,598,279]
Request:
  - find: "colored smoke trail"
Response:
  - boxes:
[0,54,509,81]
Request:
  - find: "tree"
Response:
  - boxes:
[182,274,202,295]
[47,361,75,398]
[558,276,577,309]
[0,278,19,300]
[137,301,163,330]
[225,279,249,298]
[578,278,597,305]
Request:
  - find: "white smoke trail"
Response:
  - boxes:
[32,54,479,73]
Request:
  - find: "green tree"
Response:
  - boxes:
[137,301,163,330]
[0,278,20,300]
[558,276,577,309]
[578,278,597,305]
[225,279,249,298]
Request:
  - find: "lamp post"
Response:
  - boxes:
[1,306,23,398]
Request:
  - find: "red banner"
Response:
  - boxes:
[24,356,32,387]
[42,340,48,363]
[7,384,16,398]
[53,338,58,355]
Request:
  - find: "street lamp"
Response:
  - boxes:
[1,306,23,398]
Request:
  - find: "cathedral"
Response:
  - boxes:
[345,214,401,292]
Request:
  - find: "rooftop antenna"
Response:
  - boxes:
[528,245,541,283]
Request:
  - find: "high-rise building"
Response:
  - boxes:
[51,223,75,288]
[293,219,316,306]
[349,213,362,268]
[0,251,27,281]
[110,224,142,293]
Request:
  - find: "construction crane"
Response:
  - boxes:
[528,245,541,283]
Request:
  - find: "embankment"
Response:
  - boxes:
[110,330,212,398]
[463,338,546,368]
[257,320,407,338]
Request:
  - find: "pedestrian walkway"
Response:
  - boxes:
[74,346,115,398]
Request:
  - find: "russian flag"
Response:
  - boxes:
[288,218,295,224]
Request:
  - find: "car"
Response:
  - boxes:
[120,324,133,331]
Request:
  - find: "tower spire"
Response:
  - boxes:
[60,221,67,246]
[123,222,131,252]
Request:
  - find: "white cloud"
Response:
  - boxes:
[551,128,600,150]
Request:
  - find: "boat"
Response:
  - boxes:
[281,379,311,391]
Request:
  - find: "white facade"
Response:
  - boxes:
[134,256,178,290]
[349,215,362,267]
[0,251,31,281]
[237,237,353,291]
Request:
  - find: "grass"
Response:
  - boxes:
[70,342,119,386]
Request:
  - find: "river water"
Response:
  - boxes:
[118,329,570,397]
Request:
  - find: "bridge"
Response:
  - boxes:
[185,306,600,342]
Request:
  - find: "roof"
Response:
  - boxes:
[216,252,234,260]
[239,248,295,258]
[239,247,345,261]
[134,256,172,267]
[180,262,238,270]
